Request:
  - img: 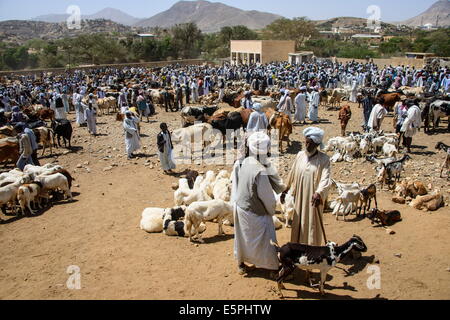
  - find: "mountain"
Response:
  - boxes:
[134,0,282,32]
[0,19,133,44]
[398,0,450,27]
[33,8,141,26]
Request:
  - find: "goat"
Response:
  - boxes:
[358,184,378,217]
[378,155,411,190]
[367,208,402,227]
[382,143,398,158]
[34,173,73,203]
[333,189,361,221]
[271,235,368,298]
[435,142,450,179]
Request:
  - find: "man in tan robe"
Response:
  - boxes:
[285,127,332,246]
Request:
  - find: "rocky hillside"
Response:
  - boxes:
[134,0,282,32]
[33,8,141,26]
[398,0,450,27]
[0,19,134,44]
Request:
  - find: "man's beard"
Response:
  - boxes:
[305,147,318,158]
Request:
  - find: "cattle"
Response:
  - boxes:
[51,119,72,149]
[327,88,348,108]
[37,108,55,122]
[181,106,219,127]
[0,139,19,167]
[429,100,450,132]
[97,97,117,116]
[171,123,214,160]
[207,111,244,136]
[266,110,293,153]
[399,86,424,98]
[0,126,16,137]
[33,127,54,156]
[338,105,352,137]
[223,91,243,108]
[377,93,402,112]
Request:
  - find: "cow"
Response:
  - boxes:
[0,139,19,168]
[38,108,55,122]
[266,110,293,153]
[181,106,219,127]
[327,88,348,109]
[207,111,244,137]
[33,126,54,156]
[97,97,117,116]
[338,105,352,137]
[51,119,72,149]
[430,100,450,132]
[377,93,402,112]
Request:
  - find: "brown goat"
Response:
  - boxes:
[367,209,402,227]
[358,184,378,217]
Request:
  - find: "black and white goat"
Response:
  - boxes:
[271,235,368,298]
[435,142,450,179]
[378,155,412,190]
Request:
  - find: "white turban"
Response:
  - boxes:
[300,86,307,91]
[248,132,270,155]
[303,127,324,145]
[252,103,262,112]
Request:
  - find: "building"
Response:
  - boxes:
[288,52,314,65]
[405,52,436,60]
[230,40,296,65]
[135,34,156,42]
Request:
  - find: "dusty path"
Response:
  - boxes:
[0,101,449,300]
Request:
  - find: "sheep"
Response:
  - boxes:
[271,235,368,298]
[17,181,43,215]
[212,177,231,202]
[34,173,73,202]
[140,206,186,233]
[163,209,206,237]
[275,190,295,228]
[200,171,216,198]
[24,164,63,177]
[174,178,191,206]
[382,143,398,158]
[0,180,22,215]
[184,199,233,243]
[359,136,371,156]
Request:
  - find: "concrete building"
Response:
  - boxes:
[230,40,296,65]
[288,52,314,65]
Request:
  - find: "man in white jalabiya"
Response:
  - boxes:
[285,127,332,246]
[246,103,268,134]
[400,99,422,153]
[157,123,176,175]
[294,86,308,125]
[349,77,358,103]
[367,97,388,132]
[308,87,320,124]
[232,132,286,277]
[123,111,141,160]
[277,89,293,121]
[84,102,97,136]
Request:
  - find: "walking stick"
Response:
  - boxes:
[315,206,328,245]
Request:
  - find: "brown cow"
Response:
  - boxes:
[37,108,55,122]
[0,140,20,167]
[266,110,292,153]
[338,105,352,137]
[378,93,401,112]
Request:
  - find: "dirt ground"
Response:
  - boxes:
[0,100,449,300]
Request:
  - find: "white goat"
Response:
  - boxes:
[383,143,398,158]
[35,173,73,202]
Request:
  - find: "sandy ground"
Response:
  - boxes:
[0,100,449,300]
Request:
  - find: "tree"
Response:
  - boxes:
[263,17,318,50]
[171,23,203,59]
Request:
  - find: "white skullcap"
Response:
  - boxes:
[248,132,271,155]
[303,127,324,145]
[300,86,307,91]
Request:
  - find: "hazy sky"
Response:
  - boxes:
[0,0,441,22]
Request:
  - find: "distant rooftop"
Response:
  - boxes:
[352,34,382,38]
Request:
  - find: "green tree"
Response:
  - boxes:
[263,17,318,50]
[171,23,203,59]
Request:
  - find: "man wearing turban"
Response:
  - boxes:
[285,127,332,246]
[231,132,286,276]
[246,103,268,134]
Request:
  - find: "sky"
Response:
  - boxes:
[0,0,441,22]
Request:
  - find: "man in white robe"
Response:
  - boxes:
[308,87,320,123]
[278,90,293,121]
[367,98,388,132]
[285,127,332,246]
[246,103,268,134]
[400,100,422,153]
[349,78,358,103]
[294,87,307,124]
[232,132,286,276]
[74,91,85,126]
[123,111,141,160]
[157,123,176,174]
[84,103,97,136]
